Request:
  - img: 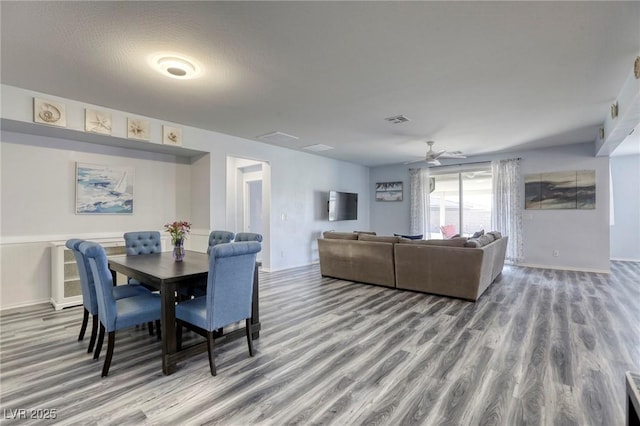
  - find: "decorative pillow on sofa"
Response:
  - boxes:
[471,229,485,239]
[487,231,502,240]
[323,231,358,240]
[465,234,495,247]
[394,233,423,240]
[358,234,400,243]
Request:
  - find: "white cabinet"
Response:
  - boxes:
[50,239,126,310]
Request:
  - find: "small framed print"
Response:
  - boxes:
[375,181,403,201]
[163,125,182,146]
[33,98,66,127]
[127,118,150,141]
[85,109,112,135]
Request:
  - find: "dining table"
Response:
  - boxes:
[107,250,260,375]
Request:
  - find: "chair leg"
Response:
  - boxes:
[87,314,99,354]
[94,323,105,360]
[155,320,161,341]
[78,308,89,341]
[176,321,183,351]
[102,331,115,377]
[207,331,217,376]
[245,319,254,357]
[148,321,155,336]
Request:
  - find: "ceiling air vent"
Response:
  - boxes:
[257,131,299,144]
[384,115,410,124]
[303,144,334,152]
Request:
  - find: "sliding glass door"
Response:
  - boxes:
[427,166,492,238]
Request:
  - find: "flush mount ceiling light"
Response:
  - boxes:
[152,55,199,80]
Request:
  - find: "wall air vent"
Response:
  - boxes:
[257,131,299,144]
[303,144,334,152]
[384,115,410,124]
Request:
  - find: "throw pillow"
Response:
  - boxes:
[471,229,485,239]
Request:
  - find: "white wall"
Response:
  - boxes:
[0,85,371,308]
[610,154,640,261]
[370,142,611,272]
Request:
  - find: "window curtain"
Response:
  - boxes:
[491,158,523,263]
[409,168,431,238]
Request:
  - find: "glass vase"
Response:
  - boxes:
[173,239,185,262]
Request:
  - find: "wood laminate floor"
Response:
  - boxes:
[1,262,639,425]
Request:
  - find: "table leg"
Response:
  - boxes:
[251,263,260,339]
[161,282,177,375]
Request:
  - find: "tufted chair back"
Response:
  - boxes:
[234,232,263,243]
[79,242,117,331]
[66,238,98,314]
[124,231,162,255]
[207,230,235,255]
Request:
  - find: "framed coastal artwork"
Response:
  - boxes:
[162,125,182,146]
[375,181,403,201]
[127,117,150,141]
[75,163,134,214]
[525,170,595,210]
[33,98,66,127]
[85,109,112,135]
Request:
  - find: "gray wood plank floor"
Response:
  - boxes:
[1,262,638,425]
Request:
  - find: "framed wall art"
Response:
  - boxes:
[162,125,182,146]
[127,118,150,141]
[85,108,112,135]
[525,170,595,210]
[375,181,403,201]
[33,98,66,127]
[76,163,134,214]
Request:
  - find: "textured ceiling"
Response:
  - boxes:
[1,1,639,166]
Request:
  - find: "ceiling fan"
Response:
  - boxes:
[405,141,467,166]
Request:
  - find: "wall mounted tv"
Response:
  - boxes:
[328,190,358,221]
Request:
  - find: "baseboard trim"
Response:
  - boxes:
[610,257,640,262]
[0,298,51,312]
[516,263,610,274]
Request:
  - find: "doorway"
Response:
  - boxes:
[226,156,271,269]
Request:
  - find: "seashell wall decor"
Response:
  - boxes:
[33,98,66,127]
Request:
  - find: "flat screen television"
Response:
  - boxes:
[328,190,358,221]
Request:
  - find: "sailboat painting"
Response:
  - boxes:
[76,163,134,214]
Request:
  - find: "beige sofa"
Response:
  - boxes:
[318,231,508,301]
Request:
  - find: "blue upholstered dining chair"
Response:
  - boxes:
[182,231,236,299]
[176,241,261,376]
[123,231,162,294]
[234,232,263,243]
[207,230,235,255]
[66,239,151,353]
[79,241,162,377]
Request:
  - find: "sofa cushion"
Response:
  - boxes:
[465,234,495,247]
[354,231,377,235]
[323,231,358,240]
[358,234,400,243]
[487,231,502,240]
[400,238,467,247]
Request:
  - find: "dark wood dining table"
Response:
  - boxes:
[107,250,260,375]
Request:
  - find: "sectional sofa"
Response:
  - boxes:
[317,231,508,301]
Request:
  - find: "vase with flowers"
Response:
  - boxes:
[164,220,191,262]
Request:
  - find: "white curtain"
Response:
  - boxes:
[409,168,431,238]
[491,158,523,263]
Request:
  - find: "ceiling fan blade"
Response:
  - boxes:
[432,150,447,160]
[428,159,441,166]
[404,158,425,165]
[439,153,467,159]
